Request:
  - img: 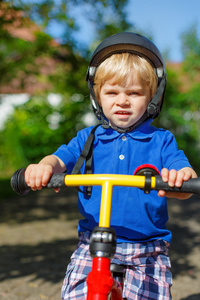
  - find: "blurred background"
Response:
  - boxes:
[0,0,200,184]
[0,1,200,299]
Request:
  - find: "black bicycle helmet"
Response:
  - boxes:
[86,32,167,132]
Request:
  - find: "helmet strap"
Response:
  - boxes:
[88,81,103,120]
[147,76,166,117]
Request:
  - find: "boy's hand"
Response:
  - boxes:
[24,155,66,193]
[158,167,197,199]
[25,164,56,192]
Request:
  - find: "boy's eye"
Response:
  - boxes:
[107,91,117,95]
[130,91,140,96]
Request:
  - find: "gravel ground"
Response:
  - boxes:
[0,187,200,300]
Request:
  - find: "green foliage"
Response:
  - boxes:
[0,93,91,175]
[1,1,200,178]
[0,3,59,91]
[0,0,132,178]
[181,24,200,77]
[155,67,200,173]
[86,0,132,39]
[153,25,200,174]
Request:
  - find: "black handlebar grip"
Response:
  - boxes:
[10,168,31,195]
[46,173,66,189]
[155,175,200,195]
[10,168,66,195]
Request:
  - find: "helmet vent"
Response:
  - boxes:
[91,97,97,110]
[157,67,163,78]
[89,66,96,77]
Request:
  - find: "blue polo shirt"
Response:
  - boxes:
[53,119,191,243]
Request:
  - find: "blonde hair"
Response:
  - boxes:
[93,53,158,103]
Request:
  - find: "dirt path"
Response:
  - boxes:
[0,188,200,300]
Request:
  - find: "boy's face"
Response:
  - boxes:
[99,76,150,129]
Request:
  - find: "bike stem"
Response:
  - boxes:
[99,180,113,227]
[98,175,153,227]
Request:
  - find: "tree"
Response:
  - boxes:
[0,0,132,176]
[155,25,200,173]
[0,1,57,90]
[1,0,132,94]
[181,23,200,77]
[180,24,200,172]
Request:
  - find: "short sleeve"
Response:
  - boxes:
[53,127,94,173]
[161,132,192,170]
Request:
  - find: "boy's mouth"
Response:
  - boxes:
[115,111,131,115]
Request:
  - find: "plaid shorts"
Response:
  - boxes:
[61,232,172,300]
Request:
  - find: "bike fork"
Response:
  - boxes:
[86,226,123,300]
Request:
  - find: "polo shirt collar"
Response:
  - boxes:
[96,119,155,140]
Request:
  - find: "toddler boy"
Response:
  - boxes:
[25,33,197,299]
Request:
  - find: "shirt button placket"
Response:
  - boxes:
[119,135,126,160]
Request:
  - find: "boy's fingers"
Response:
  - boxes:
[24,164,53,190]
[158,190,166,197]
[42,169,52,186]
[25,165,33,185]
[35,168,45,188]
[175,170,185,187]
[183,171,192,181]
[161,168,169,182]
[168,169,177,187]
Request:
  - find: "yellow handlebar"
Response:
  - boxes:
[11,169,199,227]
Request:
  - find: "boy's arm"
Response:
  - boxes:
[158,167,197,199]
[25,155,66,192]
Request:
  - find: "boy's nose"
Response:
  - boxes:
[116,93,129,105]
